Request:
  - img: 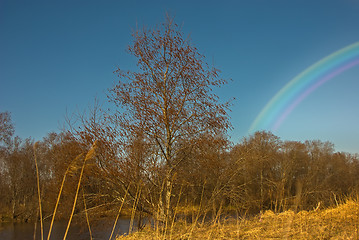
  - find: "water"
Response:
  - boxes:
[0,218,136,240]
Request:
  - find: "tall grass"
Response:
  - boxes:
[108,183,131,240]
[33,142,43,240]
[33,140,98,240]
[82,188,93,240]
[63,140,98,240]
[47,153,84,240]
[116,196,359,239]
[128,183,141,235]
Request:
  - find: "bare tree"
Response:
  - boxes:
[0,111,15,146]
[108,15,232,221]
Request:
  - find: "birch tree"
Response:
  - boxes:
[109,16,231,221]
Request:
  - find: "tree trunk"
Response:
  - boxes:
[12,199,16,220]
[165,173,173,222]
[157,193,165,221]
[157,170,173,224]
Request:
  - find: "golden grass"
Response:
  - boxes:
[33,141,44,240]
[47,153,84,240]
[63,140,98,240]
[116,199,359,239]
[30,140,99,240]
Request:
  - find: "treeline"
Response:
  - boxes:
[1,110,359,223]
[0,112,84,222]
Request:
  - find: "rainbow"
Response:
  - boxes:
[249,41,359,133]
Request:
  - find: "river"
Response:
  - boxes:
[0,218,138,240]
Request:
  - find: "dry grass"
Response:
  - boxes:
[33,142,44,240]
[63,140,98,239]
[32,140,98,240]
[116,199,359,239]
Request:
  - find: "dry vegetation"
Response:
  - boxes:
[117,198,359,239]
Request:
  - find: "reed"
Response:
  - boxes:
[47,153,84,240]
[33,142,43,240]
[108,183,131,240]
[169,184,183,240]
[33,202,39,240]
[63,140,98,240]
[188,182,206,239]
[82,188,93,240]
[128,183,141,235]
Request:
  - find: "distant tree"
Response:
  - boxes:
[176,133,231,210]
[108,15,232,221]
[237,131,281,211]
[1,137,36,220]
[0,111,15,146]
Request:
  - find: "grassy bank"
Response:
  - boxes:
[117,199,359,239]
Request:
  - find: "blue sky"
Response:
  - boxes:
[1,0,359,153]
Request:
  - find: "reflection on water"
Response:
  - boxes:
[0,218,136,240]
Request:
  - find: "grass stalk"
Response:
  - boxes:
[33,142,43,240]
[63,141,97,240]
[128,184,141,235]
[82,188,93,240]
[33,205,39,240]
[169,184,183,240]
[190,182,206,235]
[207,201,223,240]
[108,183,131,240]
[47,153,84,240]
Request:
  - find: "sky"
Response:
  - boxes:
[1,0,359,153]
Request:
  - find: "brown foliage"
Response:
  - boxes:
[107,15,232,221]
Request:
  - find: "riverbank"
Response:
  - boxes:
[117,199,359,239]
[0,217,135,240]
